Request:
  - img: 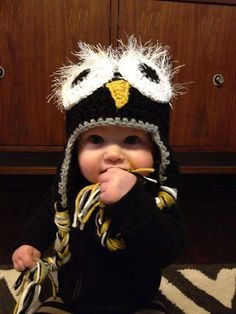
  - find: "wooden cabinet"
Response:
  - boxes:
[0,0,110,151]
[0,0,235,174]
[229,110,236,146]
[118,0,236,152]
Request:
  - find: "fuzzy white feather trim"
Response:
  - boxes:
[50,36,183,111]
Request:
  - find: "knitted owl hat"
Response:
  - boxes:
[51,36,182,211]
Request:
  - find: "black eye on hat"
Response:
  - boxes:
[72,69,90,87]
[139,63,160,83]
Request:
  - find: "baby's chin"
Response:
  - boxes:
[87,177,99,184]
[81,174,98,184]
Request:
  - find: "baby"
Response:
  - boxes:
[12,37,184,314]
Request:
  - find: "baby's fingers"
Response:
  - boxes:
[12,257,26,272]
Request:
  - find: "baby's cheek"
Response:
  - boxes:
[78,155,97,183]
[132,154,154,171]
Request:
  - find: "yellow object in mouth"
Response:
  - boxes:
[105,79,130,109]
[129,168,155,174]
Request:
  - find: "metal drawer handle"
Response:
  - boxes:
[0,66,5,79]
[213,74,224,87]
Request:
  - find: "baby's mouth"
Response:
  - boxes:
[100,167,129,174]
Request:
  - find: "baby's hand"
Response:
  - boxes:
[12,245,41,272]
[99,168,137,205]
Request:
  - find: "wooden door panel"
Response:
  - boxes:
[228,102,236,147]
[118,0,236,151]
[0,0,110,149]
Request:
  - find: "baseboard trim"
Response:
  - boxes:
[0,152,235,175]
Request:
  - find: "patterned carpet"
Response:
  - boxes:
[160,264,236,314]
[0,264,235,314]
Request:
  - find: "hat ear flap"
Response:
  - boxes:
[54,142,90,210]
[164,149,180,189]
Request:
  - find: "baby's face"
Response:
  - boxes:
[78,125,154,183]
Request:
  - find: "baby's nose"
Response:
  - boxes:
[103,145,125,163]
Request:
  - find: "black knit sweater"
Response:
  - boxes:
[13,181,184,314]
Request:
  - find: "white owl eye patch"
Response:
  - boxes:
[139,63,160,84]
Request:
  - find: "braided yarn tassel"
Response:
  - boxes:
[54,204,71,268]
[13,259,57,314]
[73,183,100,229]
[73,183,126,251]
[73,168,155,252]
[95,208,126,251]
[13,204,72,314]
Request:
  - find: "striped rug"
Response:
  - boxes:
[0,264,235,314]
[160,264,236,314]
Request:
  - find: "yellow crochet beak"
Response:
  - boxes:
[105,79,130,109]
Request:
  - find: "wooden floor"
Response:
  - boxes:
[0,174,236,265]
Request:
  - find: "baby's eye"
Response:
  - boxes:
[124,135,141,145]
[88,135,104,144]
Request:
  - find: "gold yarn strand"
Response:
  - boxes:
[106,236,126,251]
[129,167,154,174]
[157,191,175,209]
[96,214,126,251]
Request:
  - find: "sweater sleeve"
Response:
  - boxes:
[12,188,57,254]
[109,182,184,268]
